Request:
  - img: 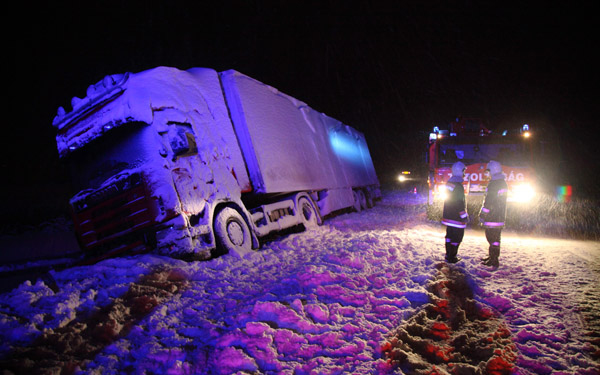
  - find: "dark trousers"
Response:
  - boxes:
[445,226,464,245]
[485,228,502,248]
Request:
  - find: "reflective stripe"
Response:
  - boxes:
[460,211,468,219]
[451,242,459,246]
[442,218,467,228]
[446,184,455,191]
[446,238,451,243]
[481,207,490,213]
[498,188,508,196]
[483,221,504,227]
[492,242,500,246]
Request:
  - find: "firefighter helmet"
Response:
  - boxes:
[487,160,502,175]
[452,161,466,177]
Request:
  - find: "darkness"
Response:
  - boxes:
[3,1,598,228]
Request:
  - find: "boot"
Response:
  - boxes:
[445,242,453,261]
[445,243,460,263]
[480,245,492,264]
[483,246,500,267]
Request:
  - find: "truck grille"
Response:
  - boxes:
[72,174,157,254]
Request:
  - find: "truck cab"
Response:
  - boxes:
[55,69,248,260]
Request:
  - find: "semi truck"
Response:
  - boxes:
[53,67,380,260]
[427,117,536,205]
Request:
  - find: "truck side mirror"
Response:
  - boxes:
[169,124,198,158]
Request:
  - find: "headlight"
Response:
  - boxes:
[437,185,449,201]
[511,183,535,203]
[397,171,411,183]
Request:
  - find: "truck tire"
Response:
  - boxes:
[364,189,374,208]
[358,190,368,210]
[298,197,319,229]
[353,190,366,212]
[214,207,253,257]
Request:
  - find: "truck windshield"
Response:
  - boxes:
[439,139,530,167]
[67,122,155,191]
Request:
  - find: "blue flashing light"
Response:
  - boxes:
[433,126,439,133]
[502,130,507,136]
[522,124,529,131]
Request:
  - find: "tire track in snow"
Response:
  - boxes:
[0,266,188,374]
[382,263,517,374]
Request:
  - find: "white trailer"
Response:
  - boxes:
[53,67,380,259]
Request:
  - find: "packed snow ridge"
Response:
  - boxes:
[0,190,599,374]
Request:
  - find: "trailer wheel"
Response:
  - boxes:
[353,190,363,212]
[214,207,253,257]
[298,197,319,229]
[364,189,374,208]
[358,190,368,210]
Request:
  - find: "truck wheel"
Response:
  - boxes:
[359,190,368,210]
[214,207,253,257]
[356,190,367,210]
[353,190,363,212]
[298,197,318,229]
[365,190,374,208]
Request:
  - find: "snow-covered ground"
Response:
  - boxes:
[0,189,598,374]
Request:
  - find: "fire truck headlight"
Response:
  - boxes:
[437,186,449,201]
[512,183,535,203]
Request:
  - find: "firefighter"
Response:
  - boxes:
[441,161,469,263]
[479,160,508,267]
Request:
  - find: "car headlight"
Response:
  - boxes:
[397,171,411,183]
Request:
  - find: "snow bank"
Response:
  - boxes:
[0,190,598,374]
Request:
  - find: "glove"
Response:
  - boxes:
[479,207,489,224]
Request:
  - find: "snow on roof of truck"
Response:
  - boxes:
[53,67,228,157]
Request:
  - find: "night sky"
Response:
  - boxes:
[4,1,598,227]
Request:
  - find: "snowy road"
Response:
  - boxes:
[0,190,599,374]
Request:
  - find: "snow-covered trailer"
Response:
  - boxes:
[52,67,380,259]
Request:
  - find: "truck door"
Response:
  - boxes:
[165,123,214,215]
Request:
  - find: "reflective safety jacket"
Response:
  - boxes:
[442,177,468,229]
[480,174,508,228]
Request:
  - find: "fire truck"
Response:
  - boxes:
[427,117,536,205]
